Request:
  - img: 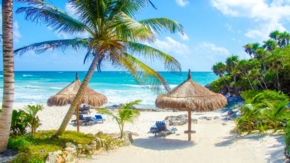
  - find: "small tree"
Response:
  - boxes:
[24,105,43,135]
[98,100,141,138]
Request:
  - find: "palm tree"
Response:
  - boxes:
[225,55,239,74]
[212,62,230,93]
[263,39,277,51]
[0,0,15,153]
[266,52,283,91]
[243,43,260,58]
[269,30,280,41]
[236,59,255,89]
[98,100,141,138]
[24,105,43,135]
[14,0,184,136]
[278,31,290,47]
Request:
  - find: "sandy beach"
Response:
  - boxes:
[12,102,288,163]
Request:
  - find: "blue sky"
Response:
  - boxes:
[2,0,290,71]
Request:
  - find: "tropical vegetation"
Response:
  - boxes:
[98,100,141,138]
[210,30,290,159]
[210,30,290,96]
[233,90,290,135]
[10,104,43,136]
[14,0,184,137]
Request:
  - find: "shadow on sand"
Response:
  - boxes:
[265,136,288,163]
[132,137,195,151]
[215,134,268,147]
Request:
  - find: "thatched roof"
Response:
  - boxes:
[155,70,227,112]
[47,74,107,107]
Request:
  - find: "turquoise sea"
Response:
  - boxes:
[0,71,218,108]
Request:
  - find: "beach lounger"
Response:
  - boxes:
[79,105,91,114]
[71,114,88,126]
[150,121,177,137]
[82,115,105,125]
[94,115,104,123]
[73,105,91,115]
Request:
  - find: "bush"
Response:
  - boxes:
[234,90,290,134]
[10,110,29,136]
[10,104,43,136]
[241,90,261,103]
[209,76,231,93]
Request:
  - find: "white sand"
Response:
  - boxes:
[12,103,289,163]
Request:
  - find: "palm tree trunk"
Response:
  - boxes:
[0,0,14,153]
[276,71,281,91]
[257,79,264,89]
[221,76,231,94]
[245,73,254,90]
[120,123,124,139]
[55,56,99,136]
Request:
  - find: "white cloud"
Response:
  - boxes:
[13,22,22,43]
[178,33,189,40]
[179,42,231,71]
[152,36,190,55]
[211,0,290,40]
[175,0,189,7]
[196,42,230,58]
[244,20,286,40]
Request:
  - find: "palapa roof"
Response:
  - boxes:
[155,70,227,112]
[47,74,107,107]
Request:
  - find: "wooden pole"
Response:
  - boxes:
[188,108,191,141]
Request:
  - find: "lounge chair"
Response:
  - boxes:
[80,105,91,114]
[150,121,177,137]
[73,105,91,115]
[71,114,89,126]
[94,115,104,123]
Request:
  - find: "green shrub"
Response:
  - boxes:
[10,110,29,136]
[251,90,289,104]
[235,90,290,134]
[209,76,231,93]
[241,90,261,103]
[10,104,43,136]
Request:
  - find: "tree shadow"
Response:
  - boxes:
[215,133,268,147]
[132,136,195,151]
[266,136,289,163]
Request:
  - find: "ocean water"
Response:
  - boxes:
[0,71,218,108]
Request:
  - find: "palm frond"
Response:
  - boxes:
[139,18,184,35]
[126,42,181,72]
[107,0,147,19]
[98,109,120,123]
[122,99,142,109]
[115,52,171,92]
[16,1,91,35]
[110,12,155,43]
[14,38,90,56]
[70,0,109,31]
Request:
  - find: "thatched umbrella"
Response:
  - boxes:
[155,70,227,141]
[47,73,107,132]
